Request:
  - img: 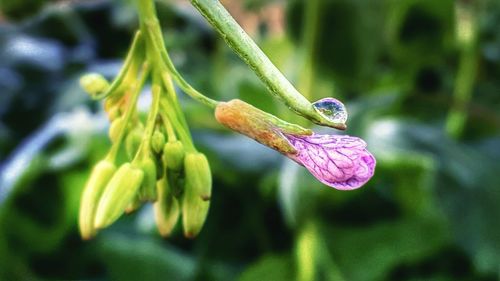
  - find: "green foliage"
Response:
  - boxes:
[0,0,499,280]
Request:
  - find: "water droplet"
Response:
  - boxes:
[312,98,348,124]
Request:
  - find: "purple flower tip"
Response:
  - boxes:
[284,134,376,190]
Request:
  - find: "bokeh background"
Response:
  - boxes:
[1,0,500,280]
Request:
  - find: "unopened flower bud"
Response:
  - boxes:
[136,157,158,202]
[125,127,144,160]
[154,176,180,237]
[109,117,126,143]
[79,160,116,240]
[80,73,110,99]
[215,100,375,190]
[162,140,185,172]
[151,131,165,154]
[94,163,144,229]
[182,152,212,238]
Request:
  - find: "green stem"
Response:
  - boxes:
[162,112,177,142]
[160,98,196,152]
[136,0,218,109]
[136,0,197,152]
[134,84,162,161]
[159,71,191,130]
[189,0,343,129]
[445,2,478,139]
[106,63,150,162]
[94,31,144,100]
[156,35,219,109]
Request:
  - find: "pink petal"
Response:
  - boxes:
[285,134,376,190]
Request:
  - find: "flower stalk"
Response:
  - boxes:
[189,0,347,129]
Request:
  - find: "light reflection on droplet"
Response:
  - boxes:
[312,98,348,124]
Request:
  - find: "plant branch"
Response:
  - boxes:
[189,0,344,129]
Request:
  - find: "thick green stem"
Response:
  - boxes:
[189,0,344,129]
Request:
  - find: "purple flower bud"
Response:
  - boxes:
[214,99,375,190]
[284,134,376,190]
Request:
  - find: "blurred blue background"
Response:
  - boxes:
[0,0,500,280]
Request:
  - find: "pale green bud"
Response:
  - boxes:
[94,163,144,229]
[125,127,144,160]
[162,140,185,172]
[184,152,211,200]
[80,73,110,99]
[79,160,116,240]
[109,117,125,143]
[154,176,180,237]
[136,157,158,202]
[182,152,212,238]
[151,131,166,154]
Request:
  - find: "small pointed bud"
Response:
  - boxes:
[162,140,185,172]
[79,160,116,240]
[182,152,212,238]
[151,131,166,154]
[154,176,180,237]
[94,163,144,229]
[109,117,125,143]
[125,127,144,160]
[136,157,158,202]
[80,73,110,99]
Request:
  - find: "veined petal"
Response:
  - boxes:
[285,134,376,190]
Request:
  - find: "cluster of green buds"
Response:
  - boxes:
[78,30,212,240]
[78,0,376,240]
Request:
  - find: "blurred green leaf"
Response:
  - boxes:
[238,254,293,281]
[326,217,450,281]
[97,234,196,281]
